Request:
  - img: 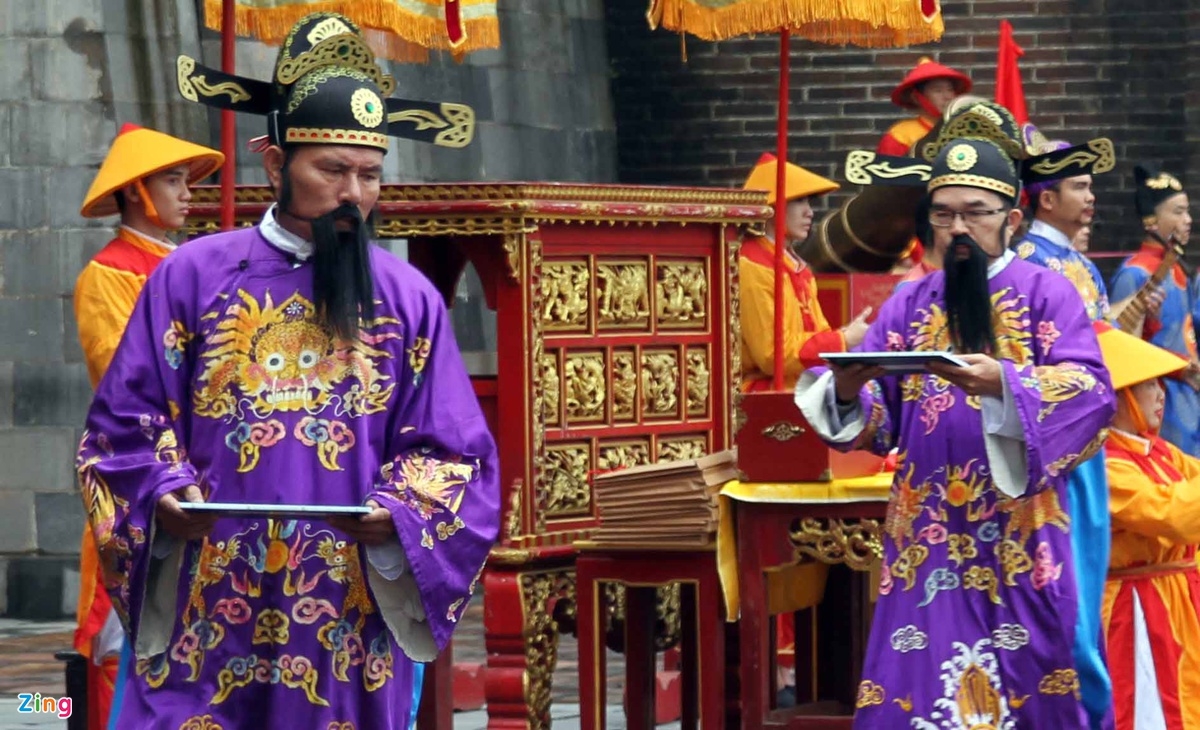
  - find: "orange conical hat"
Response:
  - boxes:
[742,153,838,206]
[80,123,224,218]
[1093,321,1188,391]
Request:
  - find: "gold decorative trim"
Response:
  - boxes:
[1026,138,1116,177]
[191,76,251,103]
[276,33,396,96]
[762,421,805,441]
[844,150,932,186]
[789,518,883,571]
[488,546,535,566]
[177,56,198,102]
[928,173,1015,200]
[285,127,389,148]
[519,570,575,730]
[502,232,523,281]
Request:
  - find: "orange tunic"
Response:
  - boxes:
[72,226,171,730]
[738,235,844,392]
[877,116,935,156]
[1102,429,1200,729]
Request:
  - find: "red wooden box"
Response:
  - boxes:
[735,391,885,483]
[815,273,902,330]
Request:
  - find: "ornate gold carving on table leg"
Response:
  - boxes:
[597,440,651,471]
[520,570,576,730]
[502,232,524,281]
[564,352,606,423]
[541,352,560,426]
[728,234,743,439]
[656,261,708,328]
[544,443,591,516]
[596,261,651,328]
[686,347,710,416]
[529,235,549,532]
[641,350,680,417]
[541,260,590,331]
[656,435,708,462]
[789,518,884,571]
[612,350,638,421]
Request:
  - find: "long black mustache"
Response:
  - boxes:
[943,233,995,354]
[309,203,376,341]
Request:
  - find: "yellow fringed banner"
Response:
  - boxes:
[204,0,500,61]
[646,0,943,47]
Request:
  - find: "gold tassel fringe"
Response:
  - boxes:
[646,0,944,47]
[203,0,500,62]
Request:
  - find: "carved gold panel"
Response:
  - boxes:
[544,443,591,517]
[597,440,652,471]
[596,260,651,330]
[641,349,680,419]
[541,351,560,426]
[656,435,708,463]
[655,260,708,330]
[541,260,590,331]
[564,351,606,424]
[611,350,638,422]
[685,347,710,418]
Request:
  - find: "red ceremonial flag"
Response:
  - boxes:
[995,20,1029,125]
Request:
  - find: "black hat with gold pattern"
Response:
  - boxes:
[175,11,474,149]
[1134,163,1187,224]
[928,138,1020,204]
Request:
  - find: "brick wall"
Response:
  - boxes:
[605,0,1199,265]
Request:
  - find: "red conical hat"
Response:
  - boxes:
[891,57,972,110]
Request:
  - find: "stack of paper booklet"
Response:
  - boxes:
[591,449,738,546]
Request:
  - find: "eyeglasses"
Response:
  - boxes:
[928,208,1008,228]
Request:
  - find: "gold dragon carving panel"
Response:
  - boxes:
[685,347,710,417]
[544,442,591,516]
[611,350,638,422]
[641,349,680,419]
[541,350,560,426]
[655,260,707,329]
[564,351,606,424]
[596,260,651,329]
[541,260,590,331]
[656,435,708,462]
[597,440,652,472]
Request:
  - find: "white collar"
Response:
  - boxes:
[259,205,314,261]
[1111,427,1153,455]
[119,225,176,252]
[987,248,1015,279]
[1028,219,1074,251]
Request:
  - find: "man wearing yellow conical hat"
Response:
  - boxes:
[739,152,872,393]
[72,122,222,730]
[1094,320,1200,729]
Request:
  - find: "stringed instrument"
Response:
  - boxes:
[1113,231,1184,332]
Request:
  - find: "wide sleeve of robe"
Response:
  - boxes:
[75,254,205,655]
[362,276,500,661]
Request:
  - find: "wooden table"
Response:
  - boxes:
[720,477,889,730]
[575,543,728,730]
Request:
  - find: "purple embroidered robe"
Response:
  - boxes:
[798,257,1115,728]
[76,226,500,729]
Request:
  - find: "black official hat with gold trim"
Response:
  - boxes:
[175,11,474,150]
[841,99,1116,196]
[1134,163,1187,224]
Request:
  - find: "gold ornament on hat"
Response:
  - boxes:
[946,144,978,172]
[1145,172,1183,191]
[351,88,385,128]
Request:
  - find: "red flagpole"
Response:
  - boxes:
[772,29,790,391]
[219,0,237,230]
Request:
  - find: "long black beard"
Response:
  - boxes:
[943,233,996,354]
[277,156,376,340]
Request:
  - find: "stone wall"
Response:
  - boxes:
[0,0,616,617]
[605,0,1198,268]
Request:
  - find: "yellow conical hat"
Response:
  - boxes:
[742,153,839,206]
[1093,321,1188,391]
[80,124,224,218]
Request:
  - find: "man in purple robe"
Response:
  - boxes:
[75,16,498,729]
[797,122,1116,727]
